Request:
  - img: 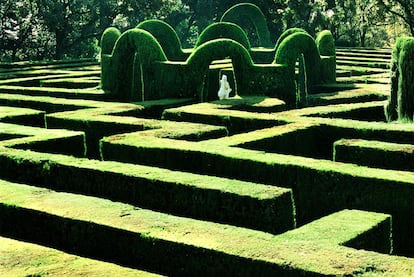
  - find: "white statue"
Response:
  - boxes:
[218,74,232,100]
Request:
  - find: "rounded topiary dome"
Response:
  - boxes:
[100,27,121,55]
[137,19,186,61]
[316,30,335,56]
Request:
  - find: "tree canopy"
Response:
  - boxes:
[1,0,412,62]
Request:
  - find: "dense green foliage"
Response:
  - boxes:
[195,22,251,49]
[385,37,414,122]
[137,19,187,61]
[220,3,272,47]
[3,45,414,274]
[1,0,413,61]
[316,30,335,56]
[100,27,121,55]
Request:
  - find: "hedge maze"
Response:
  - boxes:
[2,13,414,276]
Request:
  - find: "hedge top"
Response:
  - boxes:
[220,2,272,47]
[137,19,187,61]
[195,22,251,50]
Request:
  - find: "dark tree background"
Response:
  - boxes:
[1,0,413,62]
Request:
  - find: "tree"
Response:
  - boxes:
[377,0,414,36]
[4,0,409,62]
[0,1,39,61]
[176,0,285,47]
[356,1,378,47]
[313,0,390,47]
[36,0,102,59]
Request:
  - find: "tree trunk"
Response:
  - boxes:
[55,30,65,60]
[11,46,17,62]
[360,29,367,47]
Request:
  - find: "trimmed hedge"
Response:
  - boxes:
[45,100,226,158]
[102,28,167,101]
[195,22,251,50]
[41,77,99,89]
[188,39,295,104]
[102,98,414,255]
[0,106,45,127]
[275,31,336,91]
[162,98,286,134]
[100,131,414,255]
[274,28,308,52]
[220,3,272,47]
[275,32,321,88]
[137,19,188,61]
[334,139,414,171]
[316,30,336,83]
[316,30,336,56]
[188,38,251,98]
[1,181,407,276]
[0,67,99,87]
[100,27,121,92]
[0,236,162,276]
[0,147,295,234]
[100,23,335,105]
[385,37,414,122]
[153,38,294,104]
[3,46,414,274]
[0,122,85,157]
[100,27,121,55]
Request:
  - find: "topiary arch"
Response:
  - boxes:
[187,38,253,98]
[136,19,187,61]
[195,22,251,50]
[100,24,335,107]
[102,28,167,101]
[274,28,308,52]
[220,3,272,48]
[273,31,336,105]
[275,32,321,89]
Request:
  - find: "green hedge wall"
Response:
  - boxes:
[0,147,295,234]
[275,30,336,90]
[103,29,167,101]
[334,139,414,171]
[275,32,321,89]
[385,37,414,122]
[100,27,121,92]
[1,181,406,276]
